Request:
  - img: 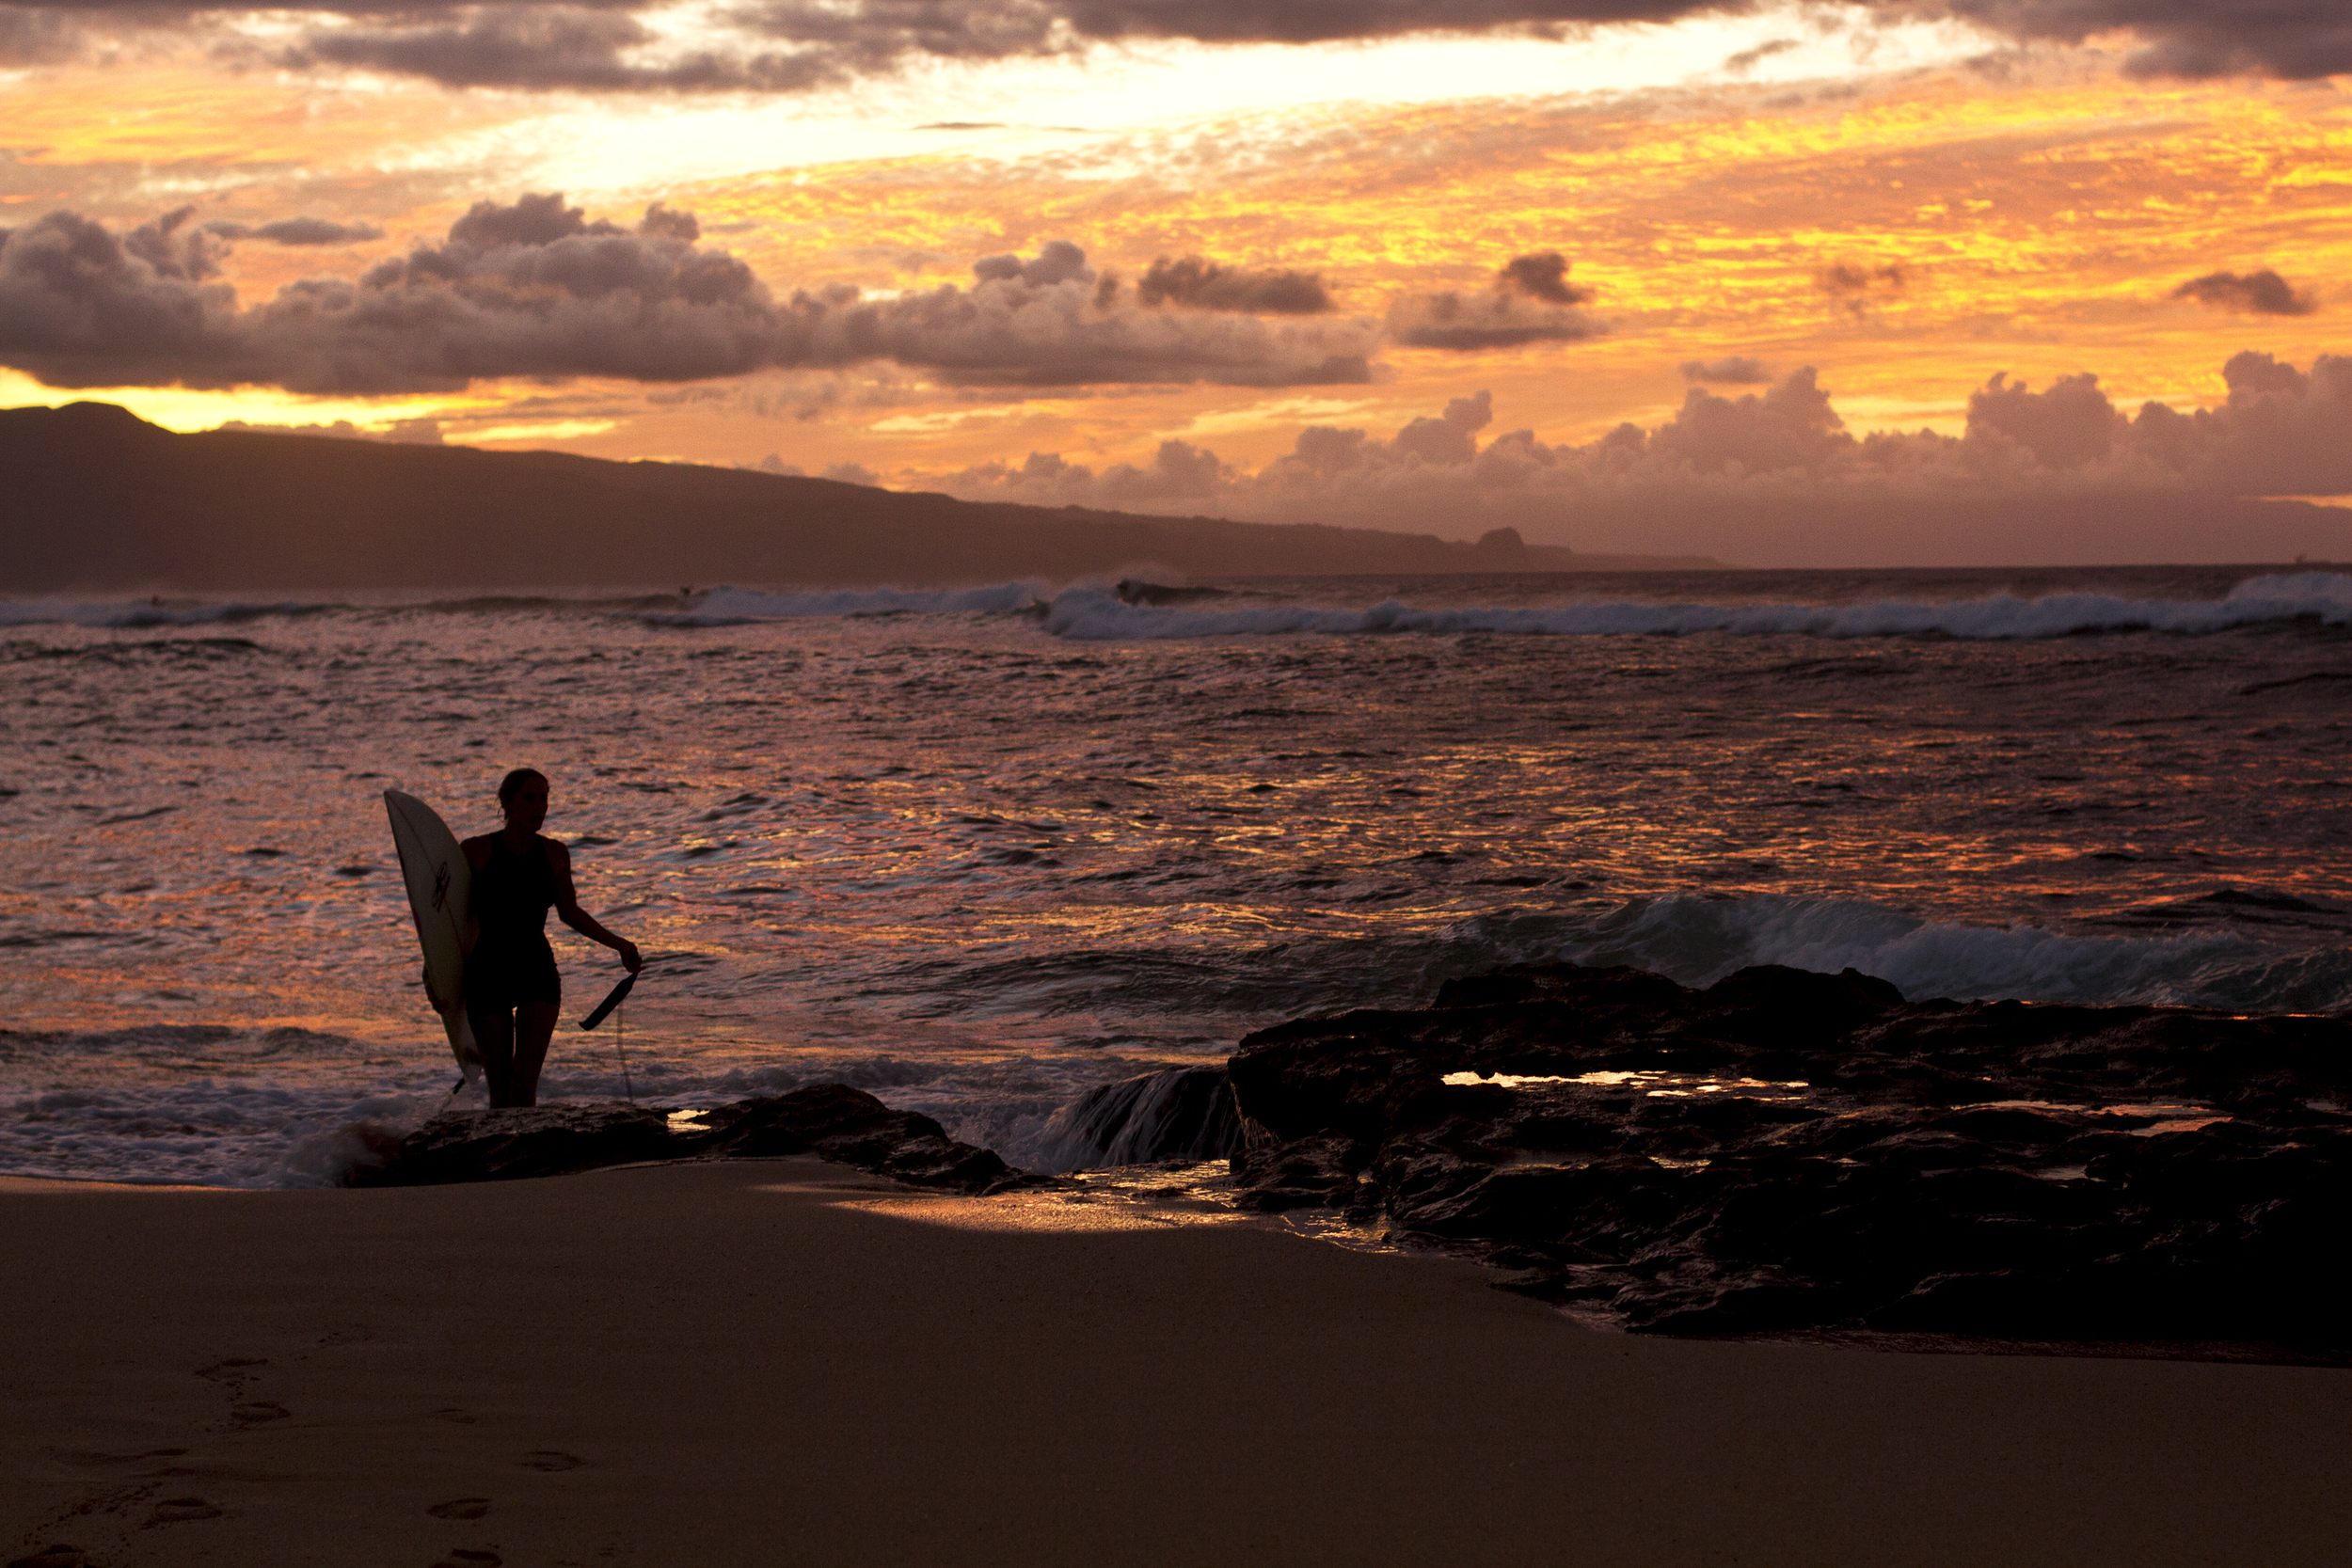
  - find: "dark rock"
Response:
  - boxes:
[1221,958,2352,1356]
[691,1085,1016,1193]
[874,1134,1014,1190]
[1230,1132,1361,1212]
[353,1085,1022,1194]
[1395,1156,1679,1242]
[694,1083,923,1159]
[356,1102,674,1186]
[1696,964,1906,1046]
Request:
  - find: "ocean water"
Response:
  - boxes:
[3,564,2348,1189]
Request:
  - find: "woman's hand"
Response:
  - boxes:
[618,940,644,974]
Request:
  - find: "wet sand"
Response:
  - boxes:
[4,1160,2347,1568]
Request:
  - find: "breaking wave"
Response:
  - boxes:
[0,597,341,629]
[1544,891,2352,1014]
[1041,572,2352,641]
[645,582,1045,626]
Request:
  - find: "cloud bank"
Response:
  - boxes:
[930,353,2352,563]
[0,196,1379,392]
[5,0,2346,90]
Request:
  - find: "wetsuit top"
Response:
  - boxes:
[469,832,562,1007]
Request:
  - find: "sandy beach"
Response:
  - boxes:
[4,1160,2347,1568]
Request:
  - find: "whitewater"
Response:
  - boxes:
[3,563,2346,1188]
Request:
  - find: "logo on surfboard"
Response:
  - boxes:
[432,862,451,912]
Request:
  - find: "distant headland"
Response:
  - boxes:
[0,402,1718,593]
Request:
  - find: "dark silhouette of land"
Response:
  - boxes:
[1,403,1714,592]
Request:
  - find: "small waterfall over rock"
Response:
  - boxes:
[1036,1067,1241,1171]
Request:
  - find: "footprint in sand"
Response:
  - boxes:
[520,1450,583,1471]
[231,1401,291,1425]
[46,1447,188,1470]
[7,1547,90,1568]
[196,1357,265,1383]
[144,1497,225,1526]
[427,1498,492,1520]
[432,1408,477,1425]
[430,1551,501,1567]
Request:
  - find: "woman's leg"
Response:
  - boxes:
[509,1001,562,1108]
[469,1004,518,1107]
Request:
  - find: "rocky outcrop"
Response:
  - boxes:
[360,1101,676,1186]
[352,1085,1022,1193]
[1227,961,2352,1352]
[688,1085,1015,1190]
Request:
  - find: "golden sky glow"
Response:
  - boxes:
[3,8,2347,558]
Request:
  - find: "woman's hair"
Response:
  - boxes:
[498,767,548,805]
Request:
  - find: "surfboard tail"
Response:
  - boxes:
[439,1009,484,1083]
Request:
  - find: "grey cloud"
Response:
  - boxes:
[1680,356,1773,384]
[10,0,2349,87]
[2122,352,2352,497]
[1966,370,2118,468]
[1388,391,1493,464]
[1724,35,1798,71]
[216,413,444,442]
[1390,254,1600,351]
[1819,260,1906,318]
[974,238,1091,286]
[122,204,230,280]
[0,3,78,63]
[1937,0,2352,80]
[1820,261,1906,295]
[1136,255,1334,314]
[940,436,1231,507]
[1497,251,1590,307]
[204,216,386,245]
[277,5,838,93]
[0,198,1380,392]
[2171,269,2318,318]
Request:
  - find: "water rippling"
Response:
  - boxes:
[2,564,2346,1184]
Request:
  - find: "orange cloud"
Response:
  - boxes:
[3,53,2346,507]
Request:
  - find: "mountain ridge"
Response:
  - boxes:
[1,402,1718,592]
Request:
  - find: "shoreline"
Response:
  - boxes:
[7,1160,2348,1567]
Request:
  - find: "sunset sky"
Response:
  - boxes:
[3,0,2347,562]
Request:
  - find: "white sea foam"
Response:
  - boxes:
[644,582,1045,626]
[0,1073,448,1188]
[1040,572,2352,641]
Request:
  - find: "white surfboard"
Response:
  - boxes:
[385,788,482,1085]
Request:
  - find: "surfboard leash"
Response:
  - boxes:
[580,968,641,1104]
[614,1000,637,1105]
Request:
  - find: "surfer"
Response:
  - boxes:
[462,768,642,1108]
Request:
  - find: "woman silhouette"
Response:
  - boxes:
[463,768,642,1107]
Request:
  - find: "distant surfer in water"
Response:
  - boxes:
[463,768,642,1108]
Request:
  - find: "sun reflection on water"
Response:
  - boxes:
[1442,1069,1810,1096]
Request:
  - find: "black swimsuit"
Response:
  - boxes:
[467,833,562,1011]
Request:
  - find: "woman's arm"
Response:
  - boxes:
[548,839,643,971]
